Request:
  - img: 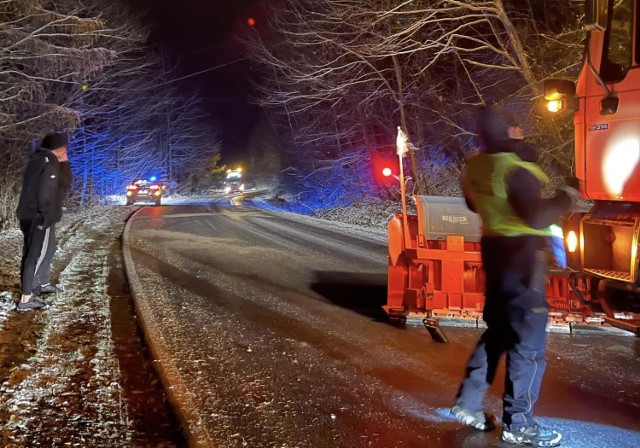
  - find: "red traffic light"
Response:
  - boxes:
[382,167,393,177]
[248,17,256,26]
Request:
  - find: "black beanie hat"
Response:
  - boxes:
[477,104,519,146]
[41,133,68,150]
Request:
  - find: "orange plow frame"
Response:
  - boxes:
[386,196,592,324]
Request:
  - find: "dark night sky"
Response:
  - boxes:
[143,0,265,165]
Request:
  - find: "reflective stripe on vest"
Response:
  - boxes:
[462,152,552,237]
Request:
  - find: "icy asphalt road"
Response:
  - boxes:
[124,201,640,448]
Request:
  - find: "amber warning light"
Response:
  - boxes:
[547,99,564,113]
[566,230,578,253]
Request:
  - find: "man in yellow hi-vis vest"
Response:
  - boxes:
[450,105,579,447]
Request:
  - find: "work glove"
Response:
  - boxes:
[560,186,581,206]
[560,176,582,206]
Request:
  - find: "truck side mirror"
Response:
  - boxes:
[584,0,608,31]
[544,79,579,113]
[600,94,619,115]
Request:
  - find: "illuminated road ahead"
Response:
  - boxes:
[124,202,640,448]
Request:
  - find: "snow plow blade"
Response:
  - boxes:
[386,195,603,333]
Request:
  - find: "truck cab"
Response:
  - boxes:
[544,0,640,332]
[223,168,245,194]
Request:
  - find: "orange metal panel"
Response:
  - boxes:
[442,260,464,294]
[387,215,404,267]
[386,259,408,310]
[429,291,449,310]
[446,235,465,252]
[579,34,640,201]
[462,292,485,312]
[414,251,482,262]
[447,293,462,310]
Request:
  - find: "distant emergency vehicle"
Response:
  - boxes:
[125,178,165,206]
[223,168,245,194]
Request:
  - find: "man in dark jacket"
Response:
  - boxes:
[16,133,72,310]
[450,105,579,447]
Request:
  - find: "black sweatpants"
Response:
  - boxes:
[455,235,550,430]
[20,219,56,295]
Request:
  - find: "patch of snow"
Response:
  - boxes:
[0,192,403,445]
[0,207,135,445]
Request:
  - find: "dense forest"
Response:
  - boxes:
[0,0,221,229]
[1,0,586,229]
[243,0,585,209]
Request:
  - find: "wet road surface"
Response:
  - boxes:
[125,202,640,448]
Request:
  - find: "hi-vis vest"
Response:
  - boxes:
[462,152,552,237]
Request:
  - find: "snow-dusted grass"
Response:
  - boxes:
[0,192,400,446]
[0,207,136,446]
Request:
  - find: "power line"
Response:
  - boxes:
[155,58,247,87]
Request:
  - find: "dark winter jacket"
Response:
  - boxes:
[16,148,71,226]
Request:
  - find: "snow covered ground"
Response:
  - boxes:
[0,194,399,446]
[0,207,134,445]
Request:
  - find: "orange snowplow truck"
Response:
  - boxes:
[387,0,640,336]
